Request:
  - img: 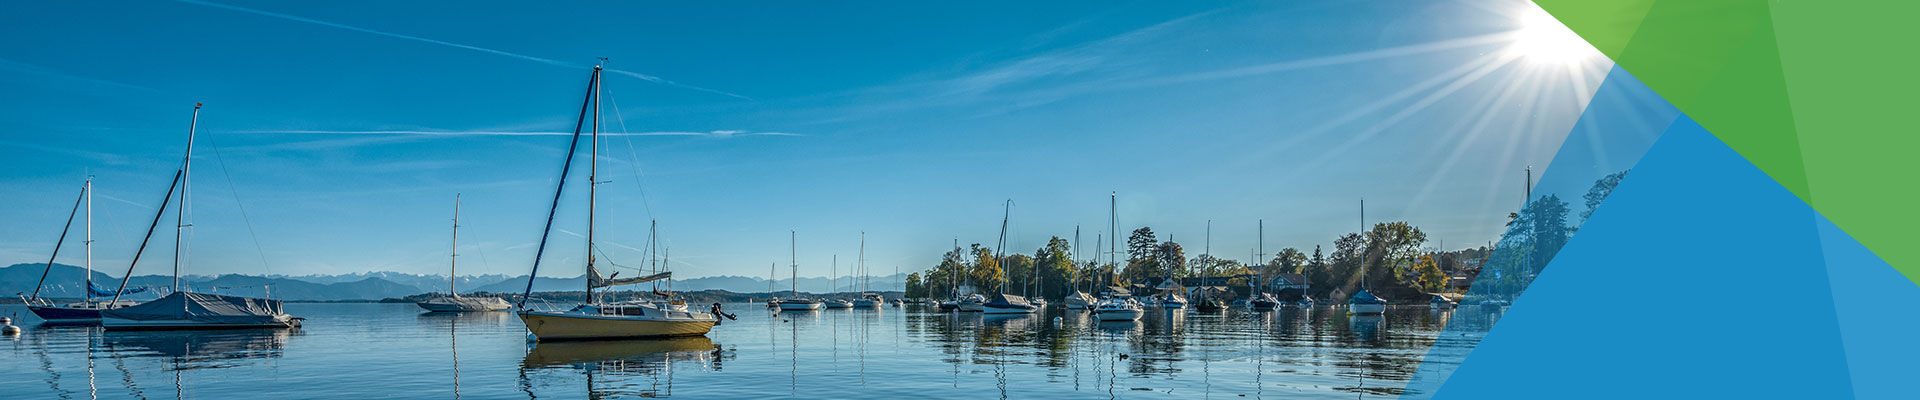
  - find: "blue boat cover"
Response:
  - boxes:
[1350,289,1386,305]
[986,294,1033,308]
[101,291,288,325]
[89,281,147,297]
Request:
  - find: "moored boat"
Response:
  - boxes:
[1349,289,1387,315]
[514,65,719,341]
[101,104,297,330]
[418,194,511,312]
[1092,296,1144,321]
[982,294,1038,314]
[1249,293,1280,311]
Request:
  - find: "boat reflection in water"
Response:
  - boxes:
[102,328,294,368]
[520,337,727,398]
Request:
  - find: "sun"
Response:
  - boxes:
[1504,6,1598,66]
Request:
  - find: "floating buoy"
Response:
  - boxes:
[2,325,19,335]
[1053,316,1064,324]
[0,316,11,324]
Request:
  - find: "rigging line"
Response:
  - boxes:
[602,88,656,221]
[203,132,275,279]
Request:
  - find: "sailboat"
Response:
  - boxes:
[515,65,717,341]
[24,176,141,323]
[823,255,852,309]
[419,195,511,312]
[851,233,882,308]
[982,200,1037,315]
[102,103,299,330]
[1348,198,1386,316]
[776,232,823,311]
[1064,226,1095,310]
[1192,221,1226,312]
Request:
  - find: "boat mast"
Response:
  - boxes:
[1072,225,1080,296]
[173,103,200,292]
[1108,192,1116,292]
[859,232,867,294]
[790,231,797,296]
[84,175,93,302]
[586,63,602,303]
[451,194,460,297]
[995,199,1011,295]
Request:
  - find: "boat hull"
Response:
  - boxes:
[1250,301,1279,311]
[416,297,512,312]
[958,303,985,312]
[1094,309,1143,321]
[518,311,714,341]
[982,305,1037,314]
[28,305,104,323]
[1350,303,1386,315]
[778,302,823,311]
[102,318,297,330]
[851,300,881,308]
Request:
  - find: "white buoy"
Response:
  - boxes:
[0,316,11,324]
[2,325,19,335]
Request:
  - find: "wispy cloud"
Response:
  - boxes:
[173,0,750,100]
[0,58,159,94]
[230,129,802,138]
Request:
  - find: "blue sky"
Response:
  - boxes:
[0,0,1613,279]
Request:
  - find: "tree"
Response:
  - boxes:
[905,273,924,298]
[969,244,1003,295]
[1002,254,1033,296]
[1034,237,1074,299]
[1414,254,1446,293]
[1363,221,1428,290]
[1525,195,1571,275]
[1329,233,1366,296]
[925,246,968,298]
[1127,227,1158,262]
[1305,245,1329,294]
[1270,247,1306,274]
[1155,241,1186,280]
[1581,169,1630,223]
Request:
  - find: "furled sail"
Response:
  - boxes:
[589,271,671,289]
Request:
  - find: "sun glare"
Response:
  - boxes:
[1506,6,1596,66]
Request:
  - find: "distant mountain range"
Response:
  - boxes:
[3,263,910,301]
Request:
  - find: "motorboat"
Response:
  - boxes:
[1430,295,1457,310]
[1296,295,1316,308]
[824,298,853,309]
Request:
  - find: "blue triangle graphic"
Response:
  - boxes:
[1428,117,1854,398]
[1818,215,1920,398]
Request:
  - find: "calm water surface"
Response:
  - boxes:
[1,303,1487,399]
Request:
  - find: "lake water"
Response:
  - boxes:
[1,303,1482,399]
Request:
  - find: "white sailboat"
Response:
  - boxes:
[419,195,511,312]
[777,231,823,311]
[103,103,299,330]
[515,65,718,341]
[1092,296,1144,321]
[823,254,852,308]
[851,233,882,308]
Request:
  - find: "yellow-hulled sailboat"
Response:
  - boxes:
[515,63,718,341]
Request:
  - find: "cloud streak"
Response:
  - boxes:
[229,129,802,138]
[174,0,750,100]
